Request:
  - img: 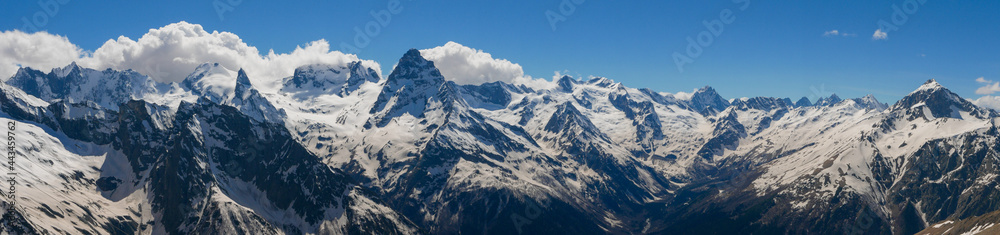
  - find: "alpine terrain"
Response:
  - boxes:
[1,48,998,235]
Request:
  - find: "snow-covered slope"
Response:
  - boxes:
[654,80,999,234]
[4,62,161,110]
[0,66,417,234]
[4,47,1000,234]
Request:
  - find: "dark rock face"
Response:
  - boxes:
[729,97,791,111]
[557,75,576,93]
[345,61,381,93]
[0,209,39,234]
[608,87,664,147]
[461,81,513,109]
[6,63,156,111]
[891,80,995,120]
[671,126,1000,235]
[887,129,1000,232]
[545,102,608,141]
[368,49,447,128]
[795,97,812,107]
[651,82,1000,235]
[0,91,416,234]
[689,86,730,116]
[697,111,746,161]
[815,94,843,107]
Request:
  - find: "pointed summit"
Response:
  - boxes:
[61,61,80,71]
[815,94,842,106]
[233,68,254,100]
[52,61,81,77]
[235,69,251,87]
[59,61,80,71]
[229,68,285,123]
[915,79,944,92]
[368,49,450,128]
[892,79,995,120]
[849,94,888,110]
[402,48,422,59]
[557,75,575,92]
[543,102,609,144]
[344,61,380,91]
[384,48,443,85]
[795,97,812,107]
[689,86,730,116]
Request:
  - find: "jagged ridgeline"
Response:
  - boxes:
[1,49,998,234]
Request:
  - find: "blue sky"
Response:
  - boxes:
[2,0,998,102]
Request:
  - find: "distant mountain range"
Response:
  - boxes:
[1,49,998,234]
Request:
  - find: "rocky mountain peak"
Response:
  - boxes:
[557,75,576,92]
[892,79,994,119]
[690,86,730,115]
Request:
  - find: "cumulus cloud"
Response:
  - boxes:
[0,30,86,81]
[975,77,1000,95]
[872,29,888,40]
[972,96,1000,111]
[82,22,260,83]
[420,41,524,85]
[0,22,381,93]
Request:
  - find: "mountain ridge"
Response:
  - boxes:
[2,50,999,234]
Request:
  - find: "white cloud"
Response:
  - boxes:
[872,29,888,40]
[972,96,1000,111]
[823,30,856,37]
[975,77,1000,95]
[512,75,556,91]
[0,22,380,93]
[420,41,524,85]
[0,30,86,81]
[672,91,694,101]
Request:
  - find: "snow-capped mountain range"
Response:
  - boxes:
[1,48,998,234]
